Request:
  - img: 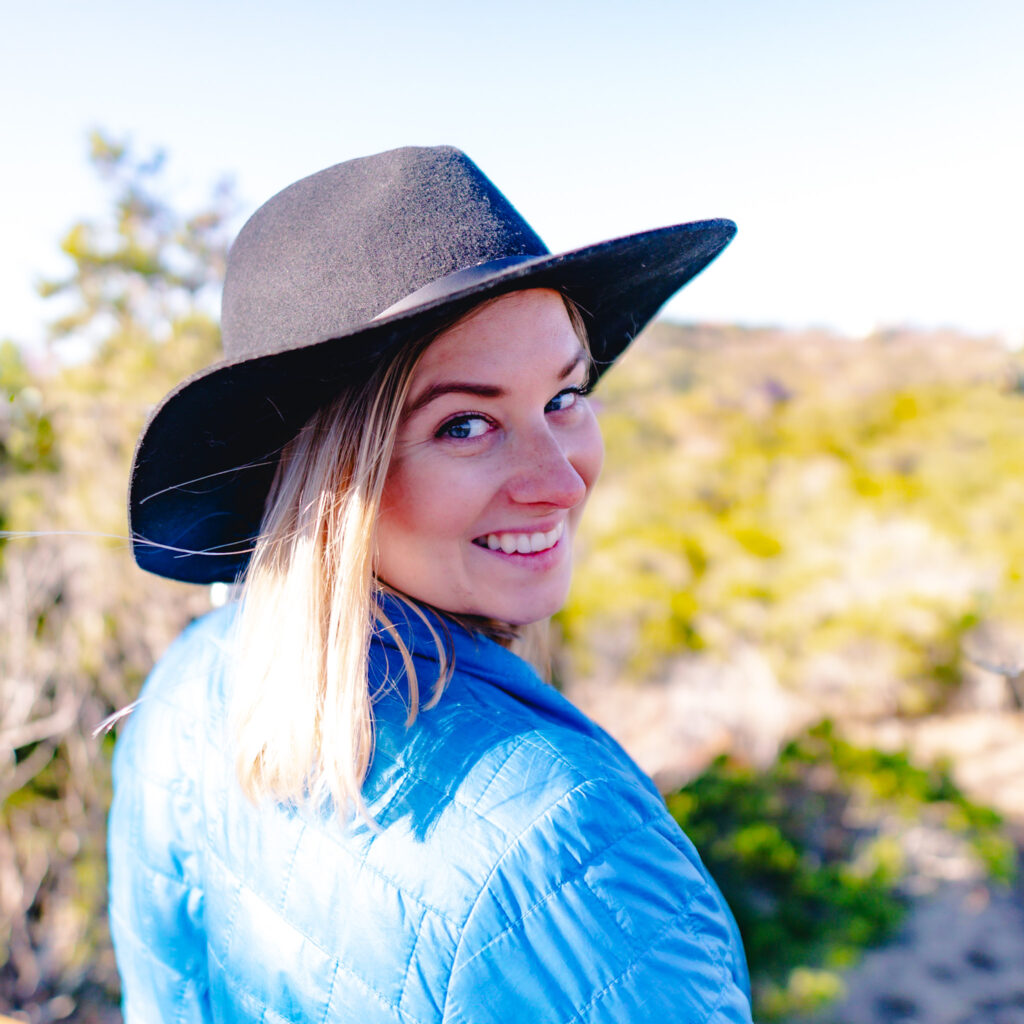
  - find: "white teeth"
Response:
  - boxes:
[480,522,565,554]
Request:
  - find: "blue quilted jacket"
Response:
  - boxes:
[108,598,752,1022]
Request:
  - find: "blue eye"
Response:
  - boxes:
[437,415,490,440]
[546,387,586,413]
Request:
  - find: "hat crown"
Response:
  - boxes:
[221,146,548,360]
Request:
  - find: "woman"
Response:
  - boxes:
[109,146,752,1022]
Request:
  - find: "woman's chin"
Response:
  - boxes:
[379,559,573,627]
[461,584,570,627]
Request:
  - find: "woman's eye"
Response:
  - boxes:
[546,387,585,413]
[437,415,490,440]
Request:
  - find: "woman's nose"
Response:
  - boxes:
[505,427,591,509]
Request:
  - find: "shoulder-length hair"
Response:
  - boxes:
[231,293,589,817]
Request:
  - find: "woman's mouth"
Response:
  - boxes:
[473,521,565,555]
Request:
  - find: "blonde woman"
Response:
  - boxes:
[110,146,752,1022]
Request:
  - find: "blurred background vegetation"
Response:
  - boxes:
[2,136,1022,1022]
[1,134,230,1021]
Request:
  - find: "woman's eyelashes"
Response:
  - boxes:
[545,384,590,413]
[433,385,591,441]
[435,414,492,440]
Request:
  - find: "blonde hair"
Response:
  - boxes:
[231,293,585,816]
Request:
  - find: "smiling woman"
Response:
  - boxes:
[376,289,603,624]
[109,146,749,1022]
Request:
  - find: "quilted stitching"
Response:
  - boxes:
[110,600,752,1022]
[562,902,730,1024]
[448,793,665,978]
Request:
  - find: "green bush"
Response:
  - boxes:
[667,720,1015,1020]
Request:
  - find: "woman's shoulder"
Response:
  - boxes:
[441,766,752,1021]
[393,666,751,1019]
[377,671,710,891]
[367,628,714,913]
[370,624,661,835]
[366,623,751,1017]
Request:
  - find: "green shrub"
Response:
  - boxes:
[666,720,1015,1020]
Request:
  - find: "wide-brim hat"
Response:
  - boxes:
[130,146,736,583]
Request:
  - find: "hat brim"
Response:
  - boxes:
[129,218,736,583]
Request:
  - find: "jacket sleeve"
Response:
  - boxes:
[443,776,753,1024]
[107,624,213,1024]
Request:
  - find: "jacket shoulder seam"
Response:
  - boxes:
[439,776,596,1018]
[441,778,662,1017]
[560,891,734,1024]
[455,798,667,974]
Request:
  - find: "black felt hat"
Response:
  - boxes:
[129,145,736,583]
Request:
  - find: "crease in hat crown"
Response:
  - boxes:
[129,143,738,583]
[221,146,550,361]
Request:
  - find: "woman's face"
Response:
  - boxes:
[376,288,604,624]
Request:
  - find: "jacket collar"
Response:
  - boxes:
[371,591,661,801]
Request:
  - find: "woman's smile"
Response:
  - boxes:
[375,288,604,624]
[473,520,565,555]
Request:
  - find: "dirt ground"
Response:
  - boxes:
[794,712,1024,1024]
[796,862,1024,1024]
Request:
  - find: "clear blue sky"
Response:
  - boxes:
[3,0,1022,347]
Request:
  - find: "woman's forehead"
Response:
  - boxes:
[414,289,582,379]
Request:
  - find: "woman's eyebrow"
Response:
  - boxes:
[406,347,588,417]
[405,382,503,417]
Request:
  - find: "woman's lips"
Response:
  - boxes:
[472,521,565,555]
